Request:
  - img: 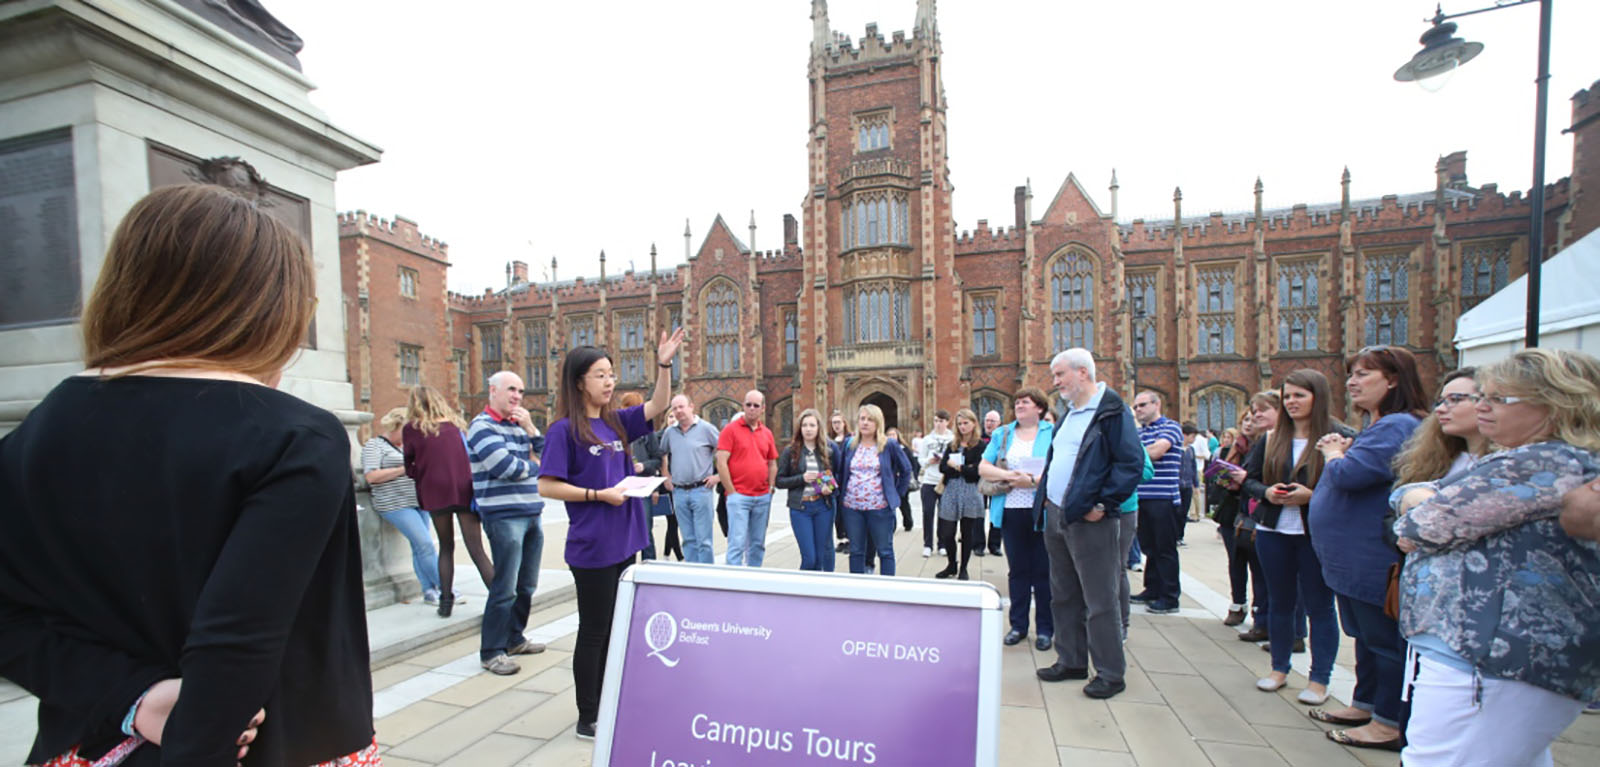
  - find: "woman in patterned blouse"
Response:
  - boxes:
[1392,348,1600,766]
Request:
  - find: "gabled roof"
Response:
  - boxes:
[1040,173,1106,223]
[695,213,751,258]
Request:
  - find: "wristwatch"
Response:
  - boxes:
[1092,503,1105,513]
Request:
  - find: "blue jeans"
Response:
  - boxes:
[673,486,715,564]
[791,499,836,571]
[725,492,771,567]
[1127,535,1142,568]
[842,506,897,575]
[480,513,544,661]
[1338,594,1408,728]
[640,492,673,560]
[379,507,440,594]
[1001,506,1052,636]
[1254,529,1338,684]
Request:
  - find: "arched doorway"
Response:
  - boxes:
[861,391,899,431]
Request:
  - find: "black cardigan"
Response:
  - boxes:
[0,377,373,767]
[938,441,985,483]
[1240,423,1356,531]
[775,443,835,510]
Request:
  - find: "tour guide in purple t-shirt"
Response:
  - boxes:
[537,326,685,741]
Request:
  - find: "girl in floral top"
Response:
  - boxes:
[1392,349,1600,767]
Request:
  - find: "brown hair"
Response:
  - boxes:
[1264,369,1338,487]
[82,184,315,379]
[951,408,982,450]
[1013,387,1051,415]
[556,346,626,446]
[789,408,833,465]
[1346,345,1429,422]
[406,385,466,437]
[1393,368,1484,485]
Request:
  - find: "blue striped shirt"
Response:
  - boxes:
[1137,416,1184,504]
[467,411,546,518]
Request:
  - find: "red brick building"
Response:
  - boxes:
[344,2,1600,439]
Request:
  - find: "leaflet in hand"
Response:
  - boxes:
[617,476,668,498]
[1010,456,1046,476]
[1204,458,1243,480]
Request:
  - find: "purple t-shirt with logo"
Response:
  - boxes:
[540,404,650,568]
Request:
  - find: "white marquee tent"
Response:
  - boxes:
[1454,228,1600,366]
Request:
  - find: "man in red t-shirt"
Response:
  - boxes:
[715,390,779,567]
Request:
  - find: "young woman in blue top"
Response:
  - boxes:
[979,388,1056,651]
[1307,346,1426,750]
[536,328,685,740]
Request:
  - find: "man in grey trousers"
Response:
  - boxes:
[1032,348,1145,699]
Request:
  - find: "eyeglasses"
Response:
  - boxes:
[744,402,763,409]
[1357,345,1392,356]
[585,372,617,382]
[1433,393,1481,409]
[1480,394,1527,407]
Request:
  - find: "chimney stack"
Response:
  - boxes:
[1014,186,1027,231]
[1441,151,1470,190]
[511,260,529,284]
[783,213,799,248]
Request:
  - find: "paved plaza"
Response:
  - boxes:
[3,496,1596,766]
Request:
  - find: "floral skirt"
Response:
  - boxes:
[39,737,382,767]
[938,477,985,521]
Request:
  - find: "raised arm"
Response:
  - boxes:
[467,420,535,481]
[643,327,686,423]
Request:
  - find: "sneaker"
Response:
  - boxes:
[1583,701,1600,715]
[937,547,948,556]
[1128,562,1144,572]
[922,546,932,558]
[836,540,851,553]
[480,654,520,676]
[507,639,547,656]
[1223,607,1246,626]
[1146,601,1180,615]
[422,589,441,605]
[452,590,468,605]
[864,565,876,574]
[575,721,596,740]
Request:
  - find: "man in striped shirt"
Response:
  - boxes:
[1130,391,1184,615]
[466,370,548,675]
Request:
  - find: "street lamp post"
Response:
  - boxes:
[1394,0,1552,348]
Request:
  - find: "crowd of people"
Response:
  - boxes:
[2,183,1596,764]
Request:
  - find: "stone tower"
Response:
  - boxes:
[800,0,958,430]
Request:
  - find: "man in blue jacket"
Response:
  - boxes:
[1033,349,1145,699]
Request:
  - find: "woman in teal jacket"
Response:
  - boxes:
[979,388,1056,650]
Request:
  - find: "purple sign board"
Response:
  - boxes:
[593,565,1001,767]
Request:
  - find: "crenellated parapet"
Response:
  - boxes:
[338,210,448,261]
[954,219,1024,252]
[821,24,920,68]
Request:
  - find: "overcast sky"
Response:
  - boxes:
[267,0,1598,296]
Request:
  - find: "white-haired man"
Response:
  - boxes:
[1033,349,1144,699]
[467,370,548,675]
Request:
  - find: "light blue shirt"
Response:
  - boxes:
[1045,382,1106,506]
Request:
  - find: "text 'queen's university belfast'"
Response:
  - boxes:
[342,0,1600,441]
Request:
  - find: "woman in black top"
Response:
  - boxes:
[0,185,373,767]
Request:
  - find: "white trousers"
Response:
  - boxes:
[1402,654,1584,767]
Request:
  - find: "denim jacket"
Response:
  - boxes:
[1394,440,1600,701]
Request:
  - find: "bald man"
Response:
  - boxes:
[715,390,779,567]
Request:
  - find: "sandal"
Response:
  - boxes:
[1308,709,1372,726]
[1325,729,1402,752]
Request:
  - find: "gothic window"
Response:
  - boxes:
[857,112,890,151]
[1459,239,1511,313]
[523,320,548,390]
[399,267,418,299]
[1195,388,1242,435]
[703,281,740,374]
[771,399,795,442]
[704,399,740,429]
[1277,259,1320,352]
[782,308,798,368]
[1195,265,1238,356]
[1127,271,1159,359]
[617,311,647,386]
[568,315,596,349]
[453,349,467,399]
[971,293,997,357]
[972,391,1007,426]
[398,343,421,387]
[1365,253,1411,346]
[840,191,910,249]
[844,282,911,344]
[666,305,683,384]
[1050,251,1095,352]
[477,324,503,391]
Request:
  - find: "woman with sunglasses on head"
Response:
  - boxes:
[536,328,686,740]
[0,185,374,767]
[1307,346,1427,750]
[1233,371,1348,707]
[1392,349,1600,766]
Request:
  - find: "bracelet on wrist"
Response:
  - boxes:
[658,361,673,368]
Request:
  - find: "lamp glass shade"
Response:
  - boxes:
[1395,23,1484,83]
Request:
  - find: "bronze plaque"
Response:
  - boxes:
[0,129,80,329]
